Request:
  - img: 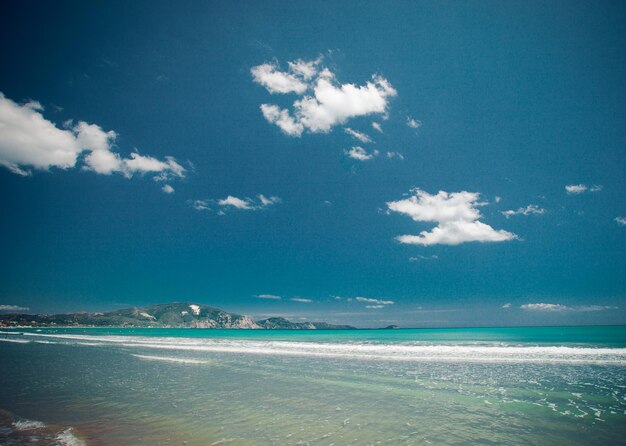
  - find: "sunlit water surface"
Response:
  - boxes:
[0,326,625,445]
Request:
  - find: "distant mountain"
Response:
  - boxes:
[0,302,356,329]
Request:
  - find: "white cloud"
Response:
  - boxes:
[253,58,397,136]
[494,196,502,203]
[345,146,379,161]
[565,184,603,195]
[0,304,29,312]
[371,122,383,133]
[290,297,313,303]
[287,58,321,80]
[501,204,545,218]
[258,194,281,206]
[260,104,304,137]
[0,92,185,182]
[565,184,587,194]
[161,184,174,194]
[365,305,385,309]
[387,189,517,246]
[408,255,438,261]
[193,194,281,213]
[344,127,373,143]
[256,294,282,300]
[251,63,309,94]
[386,151,404,160]
[407,117,422,129]
[83,146,122,175]
[616,217,626,226]
[218,195,253,210]
[501,303,511,309]
[520,303,617,312]
[193,199,210,211]
[355,296,394,305]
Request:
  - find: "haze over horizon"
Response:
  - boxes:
[1,0,625,328]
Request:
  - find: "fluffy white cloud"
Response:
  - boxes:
[344,127,373,143]
[501,303,512,309]
[366,305,385,309]
[355,296,394,305]
[161,184,174,194]
[387,189,517,246]
[290,297,313,303]
[407,117,422,129]
[83,146,122,175]
[371,122,383,133]
[0,94,81,174]
[345,146,379,161]
[260,104,304,137]
[0,304,29,312]
[0,92,185,182]
[218,195,253,210]
[253,58,397,136]
[501,204,545,218]
[616,217,626,226]
[565,184,603,195]
[251,63,309,94]
[287,58,321,80]
[521,303,617,312]
[256,294,282,300]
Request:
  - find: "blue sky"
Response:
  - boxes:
[0,0,624,327]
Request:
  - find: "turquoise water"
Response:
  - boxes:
[1,326,625,445]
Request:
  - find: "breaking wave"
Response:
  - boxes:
[2,331,626,365]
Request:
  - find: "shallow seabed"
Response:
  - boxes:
[0,327,625,445]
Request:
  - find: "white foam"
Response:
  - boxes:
[5,331,626,365]
[13,419,46,430]
[0,337,30,344]
[132,354,208,364]
[55,428,86,446]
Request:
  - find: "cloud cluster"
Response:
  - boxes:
[0,93,185,183]
[520,303,617,312]
[387,189,517,246]
[345,146,379,161]
[565,184,602,194]
[253,58,397,136]
[616,217,626,226]
[501,204,545,218]
[192,194,281,213]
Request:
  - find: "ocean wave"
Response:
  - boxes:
[131,354,209,364]
[4,331,626,365]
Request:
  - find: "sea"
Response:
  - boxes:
[0,326,625,445]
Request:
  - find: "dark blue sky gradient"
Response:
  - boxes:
[0,0,624,327]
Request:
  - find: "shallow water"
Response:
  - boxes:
[0,327,625,445]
